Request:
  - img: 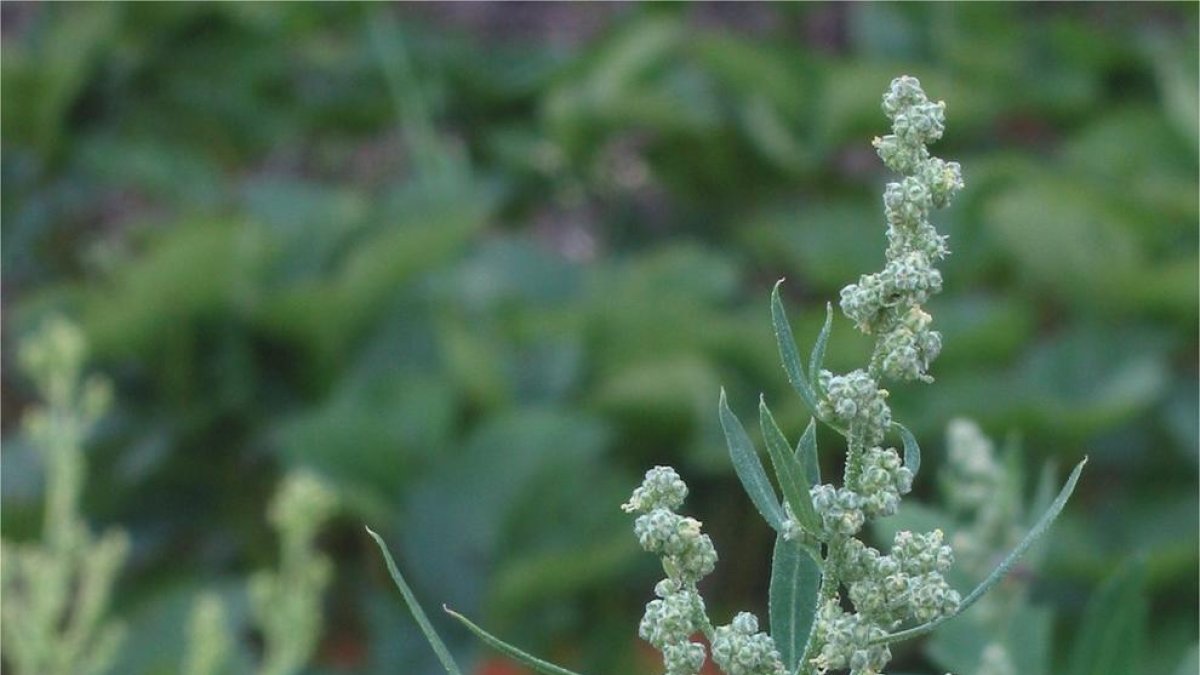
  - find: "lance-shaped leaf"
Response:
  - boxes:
[894,422,921,478]
[444,608,586,675]
[720,388,785,530]
[870,457,1087,646]
[771,280,819,413]
[796,417,820,487]
[759,398,820,534]
[808,302,833,393]
[366,527,464,675]
[769,534,820,672]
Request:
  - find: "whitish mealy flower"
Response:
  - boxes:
[892,529,955,576]
[809,600,891,675]
[662,641,707,675]
[818,369,892,445]
[855,446,914,519]
[711,612,786,675]
[907,572,961,623]
[632,509,717,584]
[811,484,866,538]
[873,307,942,383]
[639,585,706,648]
[623,466,689,514]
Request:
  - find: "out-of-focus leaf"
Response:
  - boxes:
[81,221,266,357]
[401,410,609,619]
[985,178,1144,308]
[1066,559,1149,675]
[1172,644,1199,675]
[1017,326,1169,437]
[1,3,119,156]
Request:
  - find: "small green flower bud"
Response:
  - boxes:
[623,466,689,514]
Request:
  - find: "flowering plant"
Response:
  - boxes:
[372,76,1086,675]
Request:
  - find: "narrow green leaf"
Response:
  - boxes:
[771,280,819,413]
[760,398,820,534]
[444,608,586,675]
[894,422,921,478]
[720,388,785,530]
[769,534,821,672]
[796,418,820,487]
[808,302,833,392]
[870,457,1087,646]
[1066,558,1148,675]
[365,527,464,675]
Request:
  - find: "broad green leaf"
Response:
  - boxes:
[719,388,784,530]
[808,302,833,393]
[872,457,1087,646]
[760,398,820,534]
[444,608,585,675]
[894,422,921,478]
[1066,559,1148,675]
[366,528,463,675]
[796,418,820,487]
[771,281,819,413]
[769,534,820,672]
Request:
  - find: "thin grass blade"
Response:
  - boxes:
[365,527,464,675]
[444,607,586,675]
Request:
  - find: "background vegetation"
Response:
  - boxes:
[2,3,1196,674]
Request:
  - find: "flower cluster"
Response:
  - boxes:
[625,467,717,675]
[802,76,963,675]
[808,600,891,675]
[838,75,961,386]
[853,446,913,519]
[845,530,959,628]
[817,369,892,445]
[710,613,786,675]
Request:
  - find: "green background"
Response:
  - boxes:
[3,3,1196,674]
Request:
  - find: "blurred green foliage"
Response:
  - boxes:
[2,3,1196,674]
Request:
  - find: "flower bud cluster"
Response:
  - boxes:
[872,308,942,383]
[623,465,689,514]
[639,579,708,674]
[632,509,717,584]
[811,484,865,538]
[853,446,913,519]
[627,468,717,675]
[840,75,961,387]
[710,612,786,675]
[845,530,959,628]
[817,369,891,445]
[808,600,891,675]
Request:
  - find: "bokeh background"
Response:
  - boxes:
[2,3,1197,674]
